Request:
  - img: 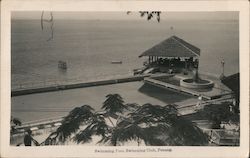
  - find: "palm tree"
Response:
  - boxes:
[74,113,110,144]
[44,96,208,146]
[102,94,127,116]
[110,103,171,146]
[112,103,208,146]
[47,105,96,144]
[111,118,145,146]
[44,94,127,145]
[162,116,208,145]
[198,101,239,129]
[101,94,127,126]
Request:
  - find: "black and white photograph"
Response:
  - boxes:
[10,11,240,146]
[1,0,249,158]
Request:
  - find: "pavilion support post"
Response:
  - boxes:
[185,59,188,71]
[197,59,199,68]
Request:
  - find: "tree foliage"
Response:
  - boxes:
[50,105,95,142]
[45,94,208,146]
[198,102,239,129]
[102,94,126,117]
[112,104,208,146]
[10,116,22,134]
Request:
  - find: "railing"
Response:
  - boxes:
[176,96,234,116]
[10,126,59,146]
[202,128,240,146]
[11,116,65,145]
[12,116,64,135]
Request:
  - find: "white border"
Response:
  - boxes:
[1,1,249,158]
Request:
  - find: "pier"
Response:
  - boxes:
[11,75,150,96]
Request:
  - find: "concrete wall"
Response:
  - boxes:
[12,75,149,96]
[180,79,214,89]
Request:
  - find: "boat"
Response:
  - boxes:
[58,60,67,70]
[111,61,122,64]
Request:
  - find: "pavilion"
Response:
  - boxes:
[137,36,235,100]
[139,36,201,71]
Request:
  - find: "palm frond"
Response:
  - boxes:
[90,114,110,137]
[142,126,166,145]
[102,94,126,116]
[115,103,208,146]
[71,113,111,144]
[164,116,209,146]
[97,135,111,144]
[125,103,140,112]
[12,118,22,126]
[53,105,94,142]
[74,126,93,144]
[112,118,146,145]
[129,103,177,125]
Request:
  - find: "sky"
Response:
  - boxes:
[12,11,238,21]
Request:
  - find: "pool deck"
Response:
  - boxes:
[145,73,233,100]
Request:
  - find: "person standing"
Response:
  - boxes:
[24,129,39,146]
[195,95,203,111]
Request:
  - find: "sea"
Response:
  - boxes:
[11,19,239,89]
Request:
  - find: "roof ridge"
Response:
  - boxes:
[172,36,200,56]
[139,35,200,58]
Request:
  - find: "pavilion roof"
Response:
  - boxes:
[139,36,200,58]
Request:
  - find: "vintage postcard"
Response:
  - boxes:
[1,0,249,158]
